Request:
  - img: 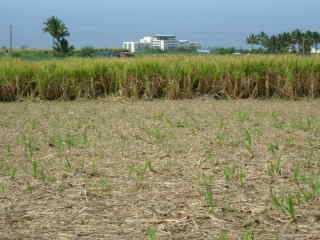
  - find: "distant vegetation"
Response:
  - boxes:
[0,48,127,61]
[247,30,320,54]
[1,55,320,101]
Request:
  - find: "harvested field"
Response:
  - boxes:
[0,98,320,239]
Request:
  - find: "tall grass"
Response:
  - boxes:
[1,55,320,101]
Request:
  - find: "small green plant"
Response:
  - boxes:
[129,165,146,181]
[309,177,320,198]
[235,111,250,123]
[243,129,253,154]
[268,143,279,154]
[242,230,255,240]
[292,165,305,183]
[99,177,111,192]
[66,133,77,148]
[267,159,283,177]
[216,132,227,145]
[80,128,89,146]
[8,167,17,180]
[90,160,98,176]
[23,135,35,161]
[217,118,225,130]
[202,144,216,164]
[203,187,215,213]
[224,166,236,182]
[50,134,65,152]
[286,137,296,146]
[271,191,296,220]
[0,183,6,193]
[271,111,280,119]
[129,160,156,182]
[32,164,53,183]
[215,231,229,240]
[271,113,286,129]
[145,127,165,143]
[199,174,214,188]
[238,167,247,186]
[24,182,33,193]
[31,160,38,178]
[5,144,12,159]
[145,160,157,173]
[147,227,157,240]
[64,159,72,171]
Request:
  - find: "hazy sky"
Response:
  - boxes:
[0,0,319,48]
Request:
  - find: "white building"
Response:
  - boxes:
[139,36,153,45]
[311,47,320,54]
[123,34,200,53]
[151,35,178,51]
[178,40,201,50]
[122,41,145,53]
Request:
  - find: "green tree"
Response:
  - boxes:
[246,34,259,50]
[78,46,96,57]
[43,16,74,55]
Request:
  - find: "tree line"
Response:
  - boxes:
[246,30,320,54]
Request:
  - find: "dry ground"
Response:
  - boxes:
[0,98,320,239]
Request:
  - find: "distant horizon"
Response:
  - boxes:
[1,0,319,49]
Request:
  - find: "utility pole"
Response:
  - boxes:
[9,24,13,54]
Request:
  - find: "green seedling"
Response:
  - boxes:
[292,165,305,183]
[145,127,165,142]
[271,191,296,220]
[215,231,229,240]
[267,159,283,177]
[268,143,279,154]
[286,137,296,146]
[216,132,227,144]
[24,182,33,193]
[239,167,247,186]
[128,160,156,182]
[6,144,12,159]
[32,160,40,178]
[64,159,72,171]
[203,187,215,213]
[66,133,77,148]
[147,227,157,240]
[80,128,89,146]
[0,183,6,193]
[243,129,253,154]
[235,111,250,123]
[199,174,214,188]
[224,166,236,182]
[242,230,255,240]
[99,177,111,192]
[90,160,98,176]
[50,134,65,152]
[8,167,17,180]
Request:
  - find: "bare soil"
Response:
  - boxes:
[0,98,320,239]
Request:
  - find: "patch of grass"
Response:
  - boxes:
[147,227,157,240]
[271,190,297,220]
[267,159,283,177]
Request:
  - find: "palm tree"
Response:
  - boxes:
[257,32,269,49]
[246,34,259,51]
[291,29,303,54]
[43,16,73,55]
[310,31,320,53]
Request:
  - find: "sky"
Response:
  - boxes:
[0,0,319,49]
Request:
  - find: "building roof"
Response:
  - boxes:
[153,34,176,40]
